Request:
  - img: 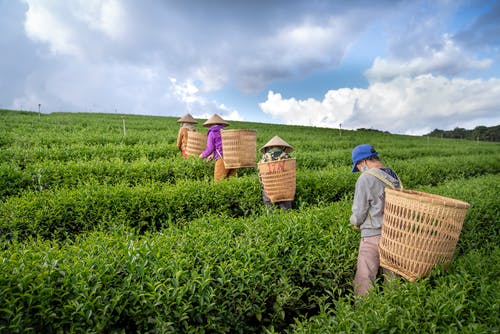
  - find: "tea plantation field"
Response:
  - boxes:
[1,109,499,333]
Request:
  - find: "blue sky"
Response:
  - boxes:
[1,0,499,135]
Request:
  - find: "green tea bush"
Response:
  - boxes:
[1,174,497,332]
[418,174,500,254]
[0,163,34,197]
[2,169,498,243]
[296,167,356,205]
[288,246,500,333]
[0,202,357,333]
[0,143,179,166]
[1,109,499,332]
[392,154,500,188]
[0,157,215,197]
[0,177,263,241]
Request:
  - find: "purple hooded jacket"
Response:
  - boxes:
[201,124,225,159]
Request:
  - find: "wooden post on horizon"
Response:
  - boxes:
[339,123,342,137]
[38,103,41,119]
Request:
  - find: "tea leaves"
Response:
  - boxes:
[0,109,499,332]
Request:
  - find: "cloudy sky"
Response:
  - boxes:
[1,0,499,135]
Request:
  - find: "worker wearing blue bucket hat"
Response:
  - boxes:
[349,144,403,296]
[351,144,379,172]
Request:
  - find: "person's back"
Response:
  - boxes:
[351,167,401,238]
[349,144,402,296]
[176,114,197,158]
[199,114,237,182]
[202,124,224,160]
[258,135,294,210]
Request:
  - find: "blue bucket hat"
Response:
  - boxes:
[351,144,378,172]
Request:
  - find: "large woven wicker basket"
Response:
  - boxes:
[257,159,296,202]
[221,129,257,168]
[186,131,207,157]
[379,188,470,282]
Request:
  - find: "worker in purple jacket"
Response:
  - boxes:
[199,114,237,182]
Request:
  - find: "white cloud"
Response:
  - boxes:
[169,78,243,122]
[23,1,82,56]
[14,0,389,119]
[5,0,499,133]
[22,0,128,58]
[258,90,351,127]
[267,19,351,67]
[170,78,199,104]
[259,74,500,135]
[14,0,254,118]
[192,65,229,93]
[235,11,376,92]
[76,0,127,40]
[365,37,493,82]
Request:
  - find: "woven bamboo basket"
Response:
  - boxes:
[379,188,470,282]
[221,129,257,168]
[186,131,207,157]
[258,159,296,202]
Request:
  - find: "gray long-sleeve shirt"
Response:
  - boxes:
[349,168,401,237]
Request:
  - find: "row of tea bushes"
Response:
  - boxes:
[0,143,179,165]
[1,150,497,200]
[3,110,498,161]
[299,142,500,169]
[0,157,214,198]
[390,153,500,187]
[3,129,491,169]
[0,111,180,146]
[297,153,500,205]
[418,174,500,255]
[380,141,499,160]
[0,202,357,333]
[0,174,498,332]
[2,144,496,187]
[0,156,264,198]
[0,167,355,242]
[0,178,262,242]
[1,157,498,242]
[288,245,500,333]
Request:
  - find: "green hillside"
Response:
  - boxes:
[1,109,499,333]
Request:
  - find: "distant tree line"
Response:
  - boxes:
[426,125,500,142]
[356,128,391,134]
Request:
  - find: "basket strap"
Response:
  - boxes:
[215,148,223,159]
[363,169,403,229]
[364,169,403,190]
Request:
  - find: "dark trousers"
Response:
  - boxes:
[262,192,292,210]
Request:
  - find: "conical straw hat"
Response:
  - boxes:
[203,113,229,127]
[177,113,197,124]
[260,135,294,153]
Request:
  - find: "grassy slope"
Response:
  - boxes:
[0,109,499,333]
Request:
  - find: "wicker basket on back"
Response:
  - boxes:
[186,131,207,157]
[258,158,296,202]
[221,129,257,168]
[379,188,470,282]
